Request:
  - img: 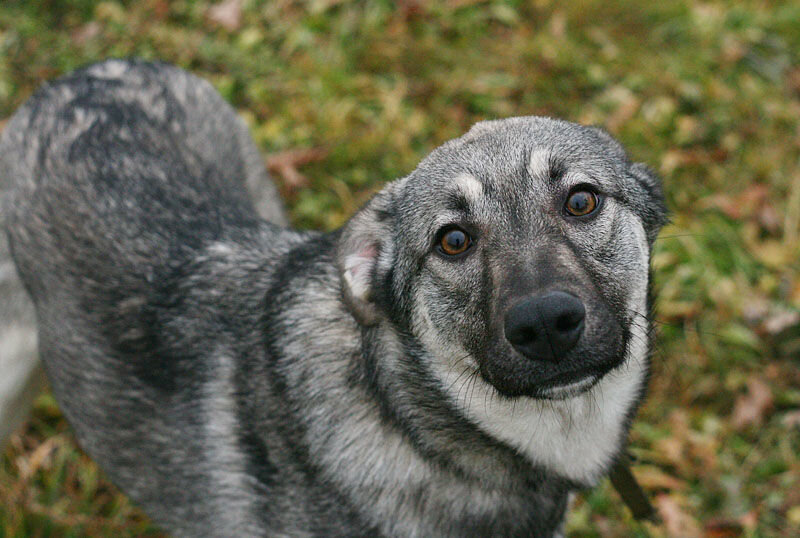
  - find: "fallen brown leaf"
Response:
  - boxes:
[149,0,170,20]
[702,184,769,220]
[15,435,61,481]
[781,410,800,428]
[266,148,328,191]
[207,0,243,32]
[787,66,800,95]
[71,21,101,45]
[704,518,743,538]
[742,296,769,325]
[738,509,758,531]
[731,377,774,430]
[751,239,793,269]
[606,94,641,134]
[762,310,800,336]
[652,410,694,474]
[396,0,426,19]
[655,494,702,538]
[687,432,718,474]
[654,436,686,468]
[632,464,685,491]
[757,204,781,234]
[549,11,567,38]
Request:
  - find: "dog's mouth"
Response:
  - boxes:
[481,359,620,400]
[475,307,630,400]
[532,367,606,400]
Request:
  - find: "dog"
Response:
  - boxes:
[2,59,667,536]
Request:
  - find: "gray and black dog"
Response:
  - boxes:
[2,60,667,536]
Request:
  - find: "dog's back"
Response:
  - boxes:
[2,60,294,534]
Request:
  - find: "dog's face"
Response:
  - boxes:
[337,117,667,482]
[340,117,666,398]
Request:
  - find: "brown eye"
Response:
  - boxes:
[439,227,471,256]
[565,190,598,217]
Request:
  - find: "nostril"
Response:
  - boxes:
[555,311,582,333]
[506,325,538,346]
[520,327,538,343]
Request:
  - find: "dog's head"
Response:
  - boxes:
[339,117,666,399]
[337,118,667,482]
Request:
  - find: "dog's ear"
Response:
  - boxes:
[629,162,669,245]
[461,119,500,141]
[336,182,399,326]
[589,125,669,244]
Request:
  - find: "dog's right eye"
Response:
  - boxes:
[437,227,472,257]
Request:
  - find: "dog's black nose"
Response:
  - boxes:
[504,291,585,362]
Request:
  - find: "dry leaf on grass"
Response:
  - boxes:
[207,0,243,32]
[731,377,774,430]
[787,66,800,95]
[738,509,758,531]
[71,21,101,45]
[15,435,61,481]
[702,184,770,221]
[266,148,328,191]
[742,297,770,325]
[762,310,800,336]
[703,518,744,537]
[781,410,800,428]
[757,204,781,234]
[655,494,702,538]
[652,410,692,472]
[633,464,686,491]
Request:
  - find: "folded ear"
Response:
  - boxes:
[628,162,669,245]
[336,183,399,326]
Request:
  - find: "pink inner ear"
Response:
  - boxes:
[343,242,377,300]
[350,244,377,277]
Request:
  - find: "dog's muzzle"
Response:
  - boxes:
[504,291,585,362]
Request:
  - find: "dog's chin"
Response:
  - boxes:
[485,362,615,400]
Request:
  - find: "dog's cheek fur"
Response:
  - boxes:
[566,201,651,327]
[411,262,489,354]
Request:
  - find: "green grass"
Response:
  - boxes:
[1,0,799,535]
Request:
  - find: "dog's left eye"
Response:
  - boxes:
[564,190,599,217]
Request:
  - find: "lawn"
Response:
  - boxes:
[1,0,799,536]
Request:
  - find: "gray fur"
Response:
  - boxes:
[0,227,43,447]
[2,60,667,536]
[0,107,44,448]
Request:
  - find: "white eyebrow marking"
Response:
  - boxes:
[453,173,483,203]
[527,148,551,181]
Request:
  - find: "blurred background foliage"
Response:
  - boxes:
[1,0,799,536]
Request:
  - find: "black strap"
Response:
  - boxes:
[608,453,658,522]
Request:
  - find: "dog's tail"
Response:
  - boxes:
[0,59,286,449]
